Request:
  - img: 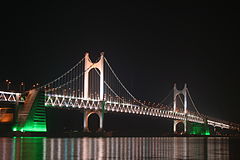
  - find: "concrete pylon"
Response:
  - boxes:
[173,83,187,113]
[84,52,104,100]
[173,83,188,134]
[83,110,103,132]
[83,53,104,132]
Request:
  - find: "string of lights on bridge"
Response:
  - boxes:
[1,53,240,132]
[1,80,40,92]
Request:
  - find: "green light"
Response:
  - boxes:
[22,137,46,139]
[21,124,47,132]
[204,130,210,135]
[18,137,44,159]
[189,122,211,136]
[13,92,47,132]
[12,127,17,131]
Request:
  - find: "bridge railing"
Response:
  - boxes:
[0,91,25,103]
[200,114,240,130]
[44,93,240,130]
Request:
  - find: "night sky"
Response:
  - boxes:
[1,2,239,123]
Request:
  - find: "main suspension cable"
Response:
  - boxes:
[186,88,202,117]
[39,57,85,89]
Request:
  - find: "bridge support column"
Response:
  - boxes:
[173,120,187,134]
[173,83,188,134]
[84,52,104,100]
[83,110,103,132]
[173,83,187,114]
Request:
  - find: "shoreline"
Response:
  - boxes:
[1,131,240,138]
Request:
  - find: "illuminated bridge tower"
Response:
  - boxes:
[83,53,104,132]
[173,83,188,133]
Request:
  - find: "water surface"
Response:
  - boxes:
[0,137,239,159]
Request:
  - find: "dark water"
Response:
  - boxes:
[0,137,240,160]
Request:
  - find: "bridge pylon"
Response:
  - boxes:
[84,52,104,100]
[83,53,104,132]
[83,110,103,132]
[173,83,188,134]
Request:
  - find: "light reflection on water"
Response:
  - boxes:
[0,137,233,159]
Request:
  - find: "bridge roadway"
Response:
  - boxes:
[1,90,239,132]
[0,91,24,103]
[2,54,240,133]
[45,94,233,130]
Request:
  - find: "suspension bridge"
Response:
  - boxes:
[1,53,240,135]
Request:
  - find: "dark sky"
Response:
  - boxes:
[1,2,239,123]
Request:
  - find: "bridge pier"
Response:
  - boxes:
[83,110,103,132]
[173,84,188,134]
[173,120,187,134]
[83,52,104,133]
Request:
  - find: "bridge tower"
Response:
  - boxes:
[83,53,104,132]
[173,83,188,134]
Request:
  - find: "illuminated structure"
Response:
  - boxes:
[0,91,22,104]
[173,84,187,133]
[0,91,22,124]
[12,90,46,132]
[1,53,240,134]
[83,53,104,132]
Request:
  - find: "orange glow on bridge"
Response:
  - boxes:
[0,108,14,123]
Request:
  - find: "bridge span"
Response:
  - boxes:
[1,53,239,135]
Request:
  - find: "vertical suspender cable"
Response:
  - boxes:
[186,89,202,117]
